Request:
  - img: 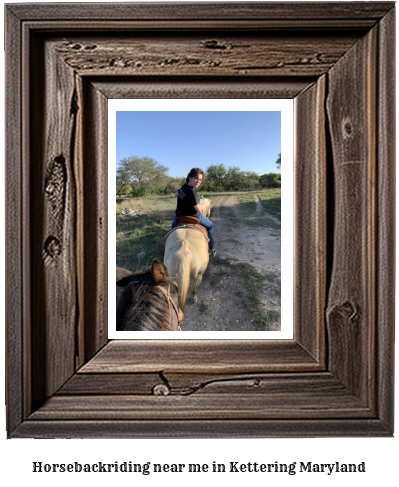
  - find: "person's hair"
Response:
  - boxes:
[186,168,205,183]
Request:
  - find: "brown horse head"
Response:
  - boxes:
[116,259,183,331]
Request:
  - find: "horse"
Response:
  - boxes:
[164,224,209,310]
[116,259,183,331]
[202,197,212,217]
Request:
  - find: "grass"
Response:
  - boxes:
[116,195,176,271]
[256,189,281,219]
[239,262,280,330]
[207,257,280,331]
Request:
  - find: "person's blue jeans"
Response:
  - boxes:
[199,214,215,250]
[171,214,215,250]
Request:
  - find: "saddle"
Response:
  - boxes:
[164,216,209,242]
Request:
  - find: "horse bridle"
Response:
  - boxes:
[157,284,183,331]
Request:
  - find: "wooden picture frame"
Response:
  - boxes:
[5,2,395,438]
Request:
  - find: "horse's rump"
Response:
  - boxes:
[164,227,209,310]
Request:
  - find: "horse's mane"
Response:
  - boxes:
[116,270,175,331]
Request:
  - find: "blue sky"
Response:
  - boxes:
[116,111,281,178]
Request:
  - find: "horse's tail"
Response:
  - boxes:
[175,241,192,310]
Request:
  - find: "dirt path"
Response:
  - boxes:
[213,195,281,274]
[181,194,281,332]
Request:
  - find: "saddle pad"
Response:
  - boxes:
[164,223,210,242]
[178,222,208,238]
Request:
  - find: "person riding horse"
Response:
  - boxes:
[172,168,216,257]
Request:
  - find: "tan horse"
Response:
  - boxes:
[164,227,209,310]
[202,197,212,217]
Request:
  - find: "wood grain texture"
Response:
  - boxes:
[5,2,395,438]
[79,340,321,374]
[29,392,371,421]
[91,78,311,99]
[6,2,394,22]
[294,76,326,364]
[53,33,360,78]
[59,371,364,399]
[326,26,377,404]
[5,4,25,437]
[376,6,396,430]
[13,418,390,439]
[30,37,78,408]
[81,81,109,362]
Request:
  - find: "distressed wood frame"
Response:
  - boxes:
[5,2,395,438]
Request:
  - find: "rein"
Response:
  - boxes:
[157,284,183,331]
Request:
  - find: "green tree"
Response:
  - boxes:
[159,176,185,195]
[225,166,245,190]
[205,164,227,191]
[116,165,132,197]
[243,171,261,189]
[276,153,281,170]
[117,156,169,197]
[260,172,281,188]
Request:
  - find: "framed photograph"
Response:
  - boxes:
[5,2,395,438]
[109,98,293,339]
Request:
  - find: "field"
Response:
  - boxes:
[116,189,281,331]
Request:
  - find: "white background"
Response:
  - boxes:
[1,1,397,486]
[108,98,293,339]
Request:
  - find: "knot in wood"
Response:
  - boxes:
[83,44,97,51]
[342,119,354,138]
[201,40,227,50]
[45,156,66,208]
[44,181,56,197]
[152,383,170,396]
[339,301,358,321]
[44,236,61,256]
[328,301,359,323]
